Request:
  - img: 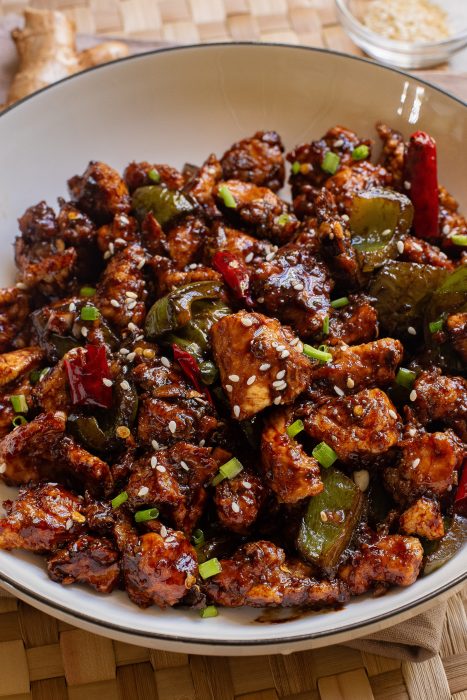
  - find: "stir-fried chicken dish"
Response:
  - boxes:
[0,124,466,617]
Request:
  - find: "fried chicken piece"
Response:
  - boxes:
[308,338,403,397]
[325,161,392,214]
[204,222,271,264]
[214,472,265,534]
[47,534,120,593]
[411,370,467,441]
[399,497,444,540]
[17,200,58,242]
[205,540,348,608]
[33,357,69,412]
[400,235,454,269]
[438,185,467,246]
[0,288,30,352]
[57,201,97,247]
[214,180,298,244]
[383,429,464,503]
[95,244,147,330]
[0,483,85,552]
[0,346,44,387]
[251,243,333,337]
[68,161,131,225]
[166,216,207,270]
[96,212,140,254]
[123,161,185,192]
[376,122,405,187]
[211,311,311,420]
[261,408,322,503]
[326,294,378,346]
[60,435,114,497]
[185,153,222,213]
[0,377,32,438]
[302,388,401,465]
[120,526,198,608]
[446,313,467,364]
[221,130,285,192]
[338,534,423,595]
[126,443,220,533]
[148,255,221,297]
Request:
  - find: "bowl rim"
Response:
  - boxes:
[1,41,466,649]
[334,0,467,50]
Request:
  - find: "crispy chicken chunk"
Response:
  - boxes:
[339,534,423,595]
[401,235,454,269]
[214,472,265,534]
[123,161,185,193]
[261,408,323,503]
[166,216,207,270]
[376,122,405,187]
[0,483,85,552]
[302,388,401,464]
[185,154,222,212]
[326,161,392,214]
[33,357,69,412]
[97,212,139,254]
[221,130,285,191]
[204,222,271,264]
[57,201,96,247]
[446,313,467,364]
[399,497,444,540]
[47,534,120,593]
[438,185,467,245]
[251,243,333,337]
[68,161,131,224]
[326,295,378,346]
[205,540,348,608]
[0,288,30,352]
[412,370,467,441]
[211,311,312,420]
[0,346,44,387]
[95,244,147,330]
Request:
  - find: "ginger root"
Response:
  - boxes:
[6,8,129,106]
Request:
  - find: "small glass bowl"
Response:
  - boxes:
[335,0,467,69]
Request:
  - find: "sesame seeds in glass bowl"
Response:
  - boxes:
[335,0,467,69]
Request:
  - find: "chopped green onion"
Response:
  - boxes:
[429,318,444,334]
[286,419,305,439]
[80,286,96,297]
[10,394,28,413]
[200,605,218,618]
[80,305,100,321]
[451,235,467,247]
[292,161,301,175]
[211,472,224,487]
[395,367,417,389]
[303,344,332,363]
[134,507,159,523]
[330,296,349,309]
[322,315,330,335]
[312,441,338,469]
[218,185,236,209]
[111,491,128,509]
[148,168,161,183]
[220,457,243,479]
[277,213,290,226]
[12,415,27,427]
[351,144,370,161]
[192,528,205,547]
[198,558,222,580]
[30,367,50,385]
[321,151,340,175]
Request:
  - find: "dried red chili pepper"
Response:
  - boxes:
[212,250,253,306]
[64,345,113,408]
[454,459,467,517]
[172,344,214,407]
[405,130,439,240]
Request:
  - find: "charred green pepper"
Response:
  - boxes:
[297,468,363,570]
[423,515,467,576]
[350,188,413,272]
[132,185,194,227]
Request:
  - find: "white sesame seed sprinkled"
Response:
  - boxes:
[160,525,167,538]
[126,352,136,362]
[241,317,253,327]
[265,252,275,261]
[15,282,27,290]
[127,322,138,332]
[334,385,345,397]
[259,363,271,371]
[69,302,76,312]
[151,440,160,450]
[127,300,137,310]
[381,229,392,237]
[320,510,328,522]
[247,375,256,385]
[273,396,282,405]
[442,224,451,235]
[276,370,286,379]
[334,139,344,147]
[410,390,417,402]
[188,263,198,270]
[242,480,252,489]
[180,461,189,471]
[103,250,111,260]
[160,357,171,368]
[165,535,176,543]
[136,334,144,341]
[108,242,115,254]
[231,502,240,513]
[0,463,6,474]
[233,405,241,418]
[280,350,290,359]
[138,486,149,497]
[412,458,421,468]
[408,428,417,437]
[150,456,158,468]
[137,258,146,269]
[257,297,265,304]
[168,420,177,434]
[65,518,73,530]
[229,374,240,382]
[272,380,286,389]
[407,326,417,335]
[81,326,88,337]
[397,240,405,255]
[404,180,411,190]
[341,214,350,222]
[353,469,370,492]
[110,299,120,308]
[120,348,130,355]
[199,439,206,447]
[389,409,398,420]
[115,237,126,245]
[120,380,130,390]
[245,252,254,263]
[102,378,113,387]
[125,291,138,299]
[347,377,355,389]
[290,338,299,346]
[293,282,304,291]
[156,464,167,473]
[225,384,233,393]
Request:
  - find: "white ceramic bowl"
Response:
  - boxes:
[0,44,465,655]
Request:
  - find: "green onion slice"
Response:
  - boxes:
[312,441,338,469]
[286,419,305,439]
[330,296,349,309]
[148,168,161,183]
[80,305,100,321]
[218,185,237,209]
[212,457,244,486]
[10,394,28,413]
[303,344,332,363]
[198,558,222,580]
[351,144,370,161]
[395,367,417,389]
[111,491,128,509]
[291,161,301,175]
[451,235,467,247]
[80,286,96,297]
[276,213,290,226]
[429,318,444,333]
[321,151,340,175]
[12,415,27,427]
[192,528,205,547]
[30,367,50,385]
[322,315,330,335]
[200,605,218,618]
[134,508,159,523]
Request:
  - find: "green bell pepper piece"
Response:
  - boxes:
[423,515,467,576]
[132,185,194,227]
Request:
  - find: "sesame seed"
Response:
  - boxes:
[409,390,417,402]
[120,380,130,390]
[245,252,254,263]
[280,350,290,359]
[273,396,282,405]
[404,180,411,190]
[69,302,76,312]
[242,480,252,489]
[126,352,136,362]
[353,469,370,492]
[247,375,256,385]
[180,461,189,471]
[397,240,405,254]
[389,410,398,420]
[168,420,177,434]
[115,237,126,245]
[290,338,299,346]
[320,510,328,522]
[81,327,88,337]
[151,440,160,450]
[259,363,271,371]
[276,370,286,379]
[156,464,167,473]
[0,463,6,474]
[241,317,253,327]
[127,300,137,310]
[102,378,113,387]
[293,282,304,291]
[334,139,344,147]
[15,282,27,290]
[110,299,120,308]
[257,297,265,304]
[346,377,355,389]
[165,535,176,543]
[128,322,138,332]
[225,384,233,393]
[272,380,287,390]
[381,229,392,237]
[108,242,115,254]
[103,250,111,260]
[160,357,171,368]
[412,458,421,468]
[231,502,240,513]
[137,258,146,269]
[120,348,130,355]
[341,214,350,222]
[407,326,417,335]
[188,263,198,270]
[334,385,344,397]
[199,439,206,447]
[150,456,158,468]
[160,525,168,538]
[408,428,417,437]
[65,518,73,530]
[126,291,138,299]
[233,405,241,418]
[442,224,451,235]
[138,486,149,497]
[229,374,240,382]
[265,252,275,261]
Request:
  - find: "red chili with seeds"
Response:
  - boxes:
[405,130,439,240]
[212,251,253,306]
[64,345,113,408]
[172,344,214,407]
